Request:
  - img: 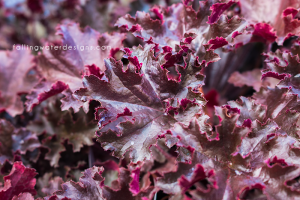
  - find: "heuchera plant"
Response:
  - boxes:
[1,0,300,199]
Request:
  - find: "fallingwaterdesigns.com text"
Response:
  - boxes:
[13,44,112,51]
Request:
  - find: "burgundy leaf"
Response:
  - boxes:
[156,151,229,199]
[26,21,125,112]
[227,96,267,126]
[12,193,35,200]
[257,158,300,199]
[0,47,40,116]
[116,2,248,66]
[46,166,106,200]
[208,0,235,24]
[263,51,300,98]
[47,166,150,200]
[240,0,300,44]
[37,173,63,196]
[75,44,206,163]
[27,100,97,167]
[234,120,279,159]
[251,23,277,43]
[254,87,300,138]
[0,119,40,165]
[0,162,37,200]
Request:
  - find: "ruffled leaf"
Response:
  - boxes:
[116,2,248,66]
[47,166,150,200]
[74,44,206,163]
[0,162,37,200]
[240,0,300,44]
[27,100,97,167]
[0,119,40,165]
[26,21,125,112]
[0,48,40,116]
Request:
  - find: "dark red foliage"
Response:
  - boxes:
[1,0,300,199]
[0,162,37,200]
